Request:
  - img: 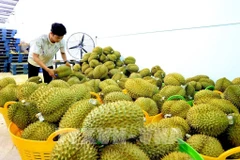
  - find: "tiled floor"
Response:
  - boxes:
[0,73,43,160]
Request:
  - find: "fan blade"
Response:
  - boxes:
[82,47,88,53]
[69,45,79,49]
[79,34,85,45]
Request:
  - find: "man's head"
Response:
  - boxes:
[49,23,67,43]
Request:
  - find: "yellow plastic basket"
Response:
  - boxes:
[9,122,77,160]
[0,101,16,127]
[201,147,240,160]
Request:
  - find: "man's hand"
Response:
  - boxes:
[47,68,56,78]
[65,62,71,67]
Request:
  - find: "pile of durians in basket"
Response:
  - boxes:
[0,45,240,160]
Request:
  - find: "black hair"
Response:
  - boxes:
[51,23,67,36]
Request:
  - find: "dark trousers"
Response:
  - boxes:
[28,62,53,83]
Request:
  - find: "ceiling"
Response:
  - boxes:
[0,0,19,24]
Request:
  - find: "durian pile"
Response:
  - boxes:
[0,45,240,160]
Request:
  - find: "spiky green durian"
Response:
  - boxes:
[152,92,165,111]
[125,78,159,99]
[51,130,98,160]
[92,46,103,55]
[143,76,162,88]
[223,85,240,109]
[81,52,91,62]
[126,64,139,73]
[103,91,132,103]
[103,46,114,54]
[186,134,224,157]
[0,84,18,107]
[81,101,144,144]
[8,102,29,129]
[107,54,117,61]
[89,59,100,68]
[123,56,136,65]
[129,72,142,78]
[184,83,195,100]
[113,50,121,59]
[101,85,122,95]
[139,68,151,77]
[193,90,221,105]
[59,99,100,128]
[21,121,56,141]
[73,63,81,72]
[84,67,94,78]
[99,53,107,62]
[99,79,119,90]
[186,75,209,83]
[27,76,43,84]
[104,61,115,70]
[23,101,39,123]
[153,116,190,137]
[84,79,101,93]
[34,88,77,122]
[188,81,202,91]
[28,85,50,102]
[67,76,81,85]
[135,97,158,116]
[215,77,233,92]
[161,151,192,160]
[55,65,72,78]
[100,142,150,160]
[48,79,70,88]
[112,72,127,82]
[198,77,215,89]
[157,85,186,100]
[16,82,38,101]
[81,63,90,73]
[161,100,191,119]
[186,104,229,136]
[226,113,240,147]
[137,124,183,159]
[69,84,91,101]
[108,68,120,77]
[207,99,239,114]
[151,65,162,75]
[115,59,124,67]
[154,70,165,79]
[88,52,99,62]
[232,77,240,85]
[0,77,16,90]
[92,64,108,79]
[164,73,186,86]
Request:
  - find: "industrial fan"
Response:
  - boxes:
[66,32,95,61]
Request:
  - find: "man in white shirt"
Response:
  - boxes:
[28,22,71,83]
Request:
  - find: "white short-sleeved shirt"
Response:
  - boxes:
[28,34,65,67]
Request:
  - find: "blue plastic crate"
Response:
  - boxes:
[8,54,28,63]
[10,62,28,75]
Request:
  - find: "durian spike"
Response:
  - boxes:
[90,92,103,104]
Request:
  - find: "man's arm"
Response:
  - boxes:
[60,52,71,67]
[33,53,56,78]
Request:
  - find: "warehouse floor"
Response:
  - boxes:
[0,73,43,160]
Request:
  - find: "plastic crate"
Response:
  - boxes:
[8,122,77,160]
[10,62,28,75]
[8,54,28,63]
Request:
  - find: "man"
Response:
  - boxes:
[28,22,71,83]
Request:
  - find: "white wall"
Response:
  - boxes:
[2,0,240,81]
